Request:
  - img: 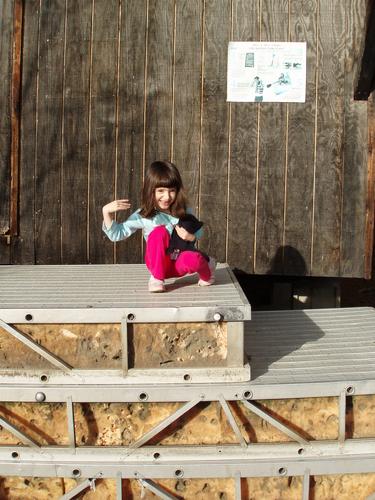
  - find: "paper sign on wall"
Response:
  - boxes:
[227,41,306,103]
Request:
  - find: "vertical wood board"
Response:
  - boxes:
[199,0,231,262]
[0,0,13,264]
[227,0,259,273]
[255,0,289,274]
[283,0,318,275]
[61,0,92,264]
[340,0,368,277]
[172,0,203,215]
[115,0,147,264]
[12,0,40,264]
[34,0,66,264]
[88,0,119,264]
[144,0,174,167]
[312,1,346,276]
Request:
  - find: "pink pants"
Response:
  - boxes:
[145,226,211,281]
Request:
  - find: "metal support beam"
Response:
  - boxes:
[302,469,310,500]
[227,322,246,369]
[339,391,346,444]
[219,395,247,447]
[120,318,128,375]
[0,318,72,372]
[129,398,201,449]
[138,478,179,500]
[1,440,375,478]
[66,397,76,448]
[0,415,40,448]
[116,472,122,500]
[234,472,242,500]
[241,400,310,447]
[60,478,96,500]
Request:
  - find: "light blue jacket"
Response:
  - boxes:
[102,208,203,242]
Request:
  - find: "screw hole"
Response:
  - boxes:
[175,469,184,478]
[138,392,148,401]
[346,386,354,395]
[278,467,287,476]
[72,469,81,478]
[153,452,160,459]
[243,390,253,399]
[183,374,191,381]
[298,448,305,455]
[25,314,33,321]
[127,313,135,321]
[11,451,19,459]
[39,374,48,383]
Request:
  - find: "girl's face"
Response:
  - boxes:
[154,187,177,212]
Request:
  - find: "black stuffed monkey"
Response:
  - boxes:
[167,214,209,261]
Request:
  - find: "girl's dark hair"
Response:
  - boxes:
[140,160,187,218]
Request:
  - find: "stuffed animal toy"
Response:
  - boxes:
[167,214,209,261]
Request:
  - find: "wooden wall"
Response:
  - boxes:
[0,0,372,277]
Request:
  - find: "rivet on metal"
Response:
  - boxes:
[35,392,46,402]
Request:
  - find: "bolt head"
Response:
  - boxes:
[35,392,46,402]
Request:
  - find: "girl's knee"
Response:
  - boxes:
[149,225,169,240]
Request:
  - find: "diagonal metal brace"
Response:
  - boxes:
[0,318,72,372]
[219,395,247,447]
[138,478,179,500]
[0,416,40,448]
[241,400,310,446]
[60,478,96,500]
[129,398,201,450]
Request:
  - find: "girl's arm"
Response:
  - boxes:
[102,199,131,230]
[102,200,144,242]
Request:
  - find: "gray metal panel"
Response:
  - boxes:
[0,264,251,322]
[247,307,375,385]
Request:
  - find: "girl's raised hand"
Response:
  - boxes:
[102,199,131,215]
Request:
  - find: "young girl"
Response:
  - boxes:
[102,160,216,292]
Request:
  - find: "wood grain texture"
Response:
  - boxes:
[199,0,231,262]
[115,0,147,264]
[283,0,318,275]
[61,0,92,264]
[255,0,288,274]
[144,0,174,167]
[312,1,346,276]
[10,0,22,237]
[365,95,375,279]
[34,0,65,264]
[172,0,203,213]
[0,0,13,263]
[227,0,259,273]
[340,0,368,277]
[88,0,119,264]
[11,0,40,264]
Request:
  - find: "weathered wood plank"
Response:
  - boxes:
[115,0,147,264]
[199,0,231,262]
[283,0,318,275]
[10,0,22,238]
[0,0,13,263]
[227,0,259,273]
[365,95,375,279]
[11,0,40,264]
[61,0,92,264]
[88,0,119,264]
[340,0,368,277]
[255,0,288,274]
[34,0,65,264]
[144,0,174,167]
[312,1,346,276]
[172,0,203,213]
